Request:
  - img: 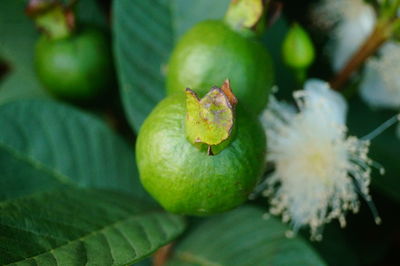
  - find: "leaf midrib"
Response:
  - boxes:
[0,140,74,186]
[4,209,165,265]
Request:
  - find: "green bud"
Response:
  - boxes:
[282,23,315,70]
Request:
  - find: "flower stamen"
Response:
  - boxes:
[261,79,379,240]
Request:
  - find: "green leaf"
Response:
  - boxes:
[0,0,46,103]
[133,258,153,266]
[310,223,359,266]
[167,206,326,266]
[172,0,231,38]
[113,0,173,132]
[0,99,148,200]
[0,144,69,201]
[0,187,185,265]
[113,0,231,132]
[347,96,400,203]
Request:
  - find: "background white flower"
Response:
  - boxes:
[313,1,400,110]
[313,0,376,71]
[360,42,400,109]
[261,79,374,239]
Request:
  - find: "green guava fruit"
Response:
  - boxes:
[166,20,274,114]
[136,93,266,216]
[34,26,113,101]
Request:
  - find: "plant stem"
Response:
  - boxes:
[329,23,390,90]
[153,243,173,266]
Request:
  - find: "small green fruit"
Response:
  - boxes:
[35,26,113,101]
[136,93,266,216]
[166,20,274,114]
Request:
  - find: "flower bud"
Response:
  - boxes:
[282,23,315,70]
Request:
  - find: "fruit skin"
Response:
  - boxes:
[136,94,266,216]
[35,26,112,101]
[166,20,274,114]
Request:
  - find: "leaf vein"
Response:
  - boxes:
[4,211,166,265]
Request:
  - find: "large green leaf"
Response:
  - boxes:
[0,187,185,265]
[347,96,400,202]
[113,0,173,132]
[0,99,148,200]
[0,144,68,201]
[310,223,358,266]
[167,206,326,266]
[113,0,231,132]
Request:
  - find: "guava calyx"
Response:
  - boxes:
[185,79,238,155]
[224,0,266,33]
[26,0,76,40]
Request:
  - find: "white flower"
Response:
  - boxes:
[360,42,400,109]
[313,0,376,71]
[261,79,374,240]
